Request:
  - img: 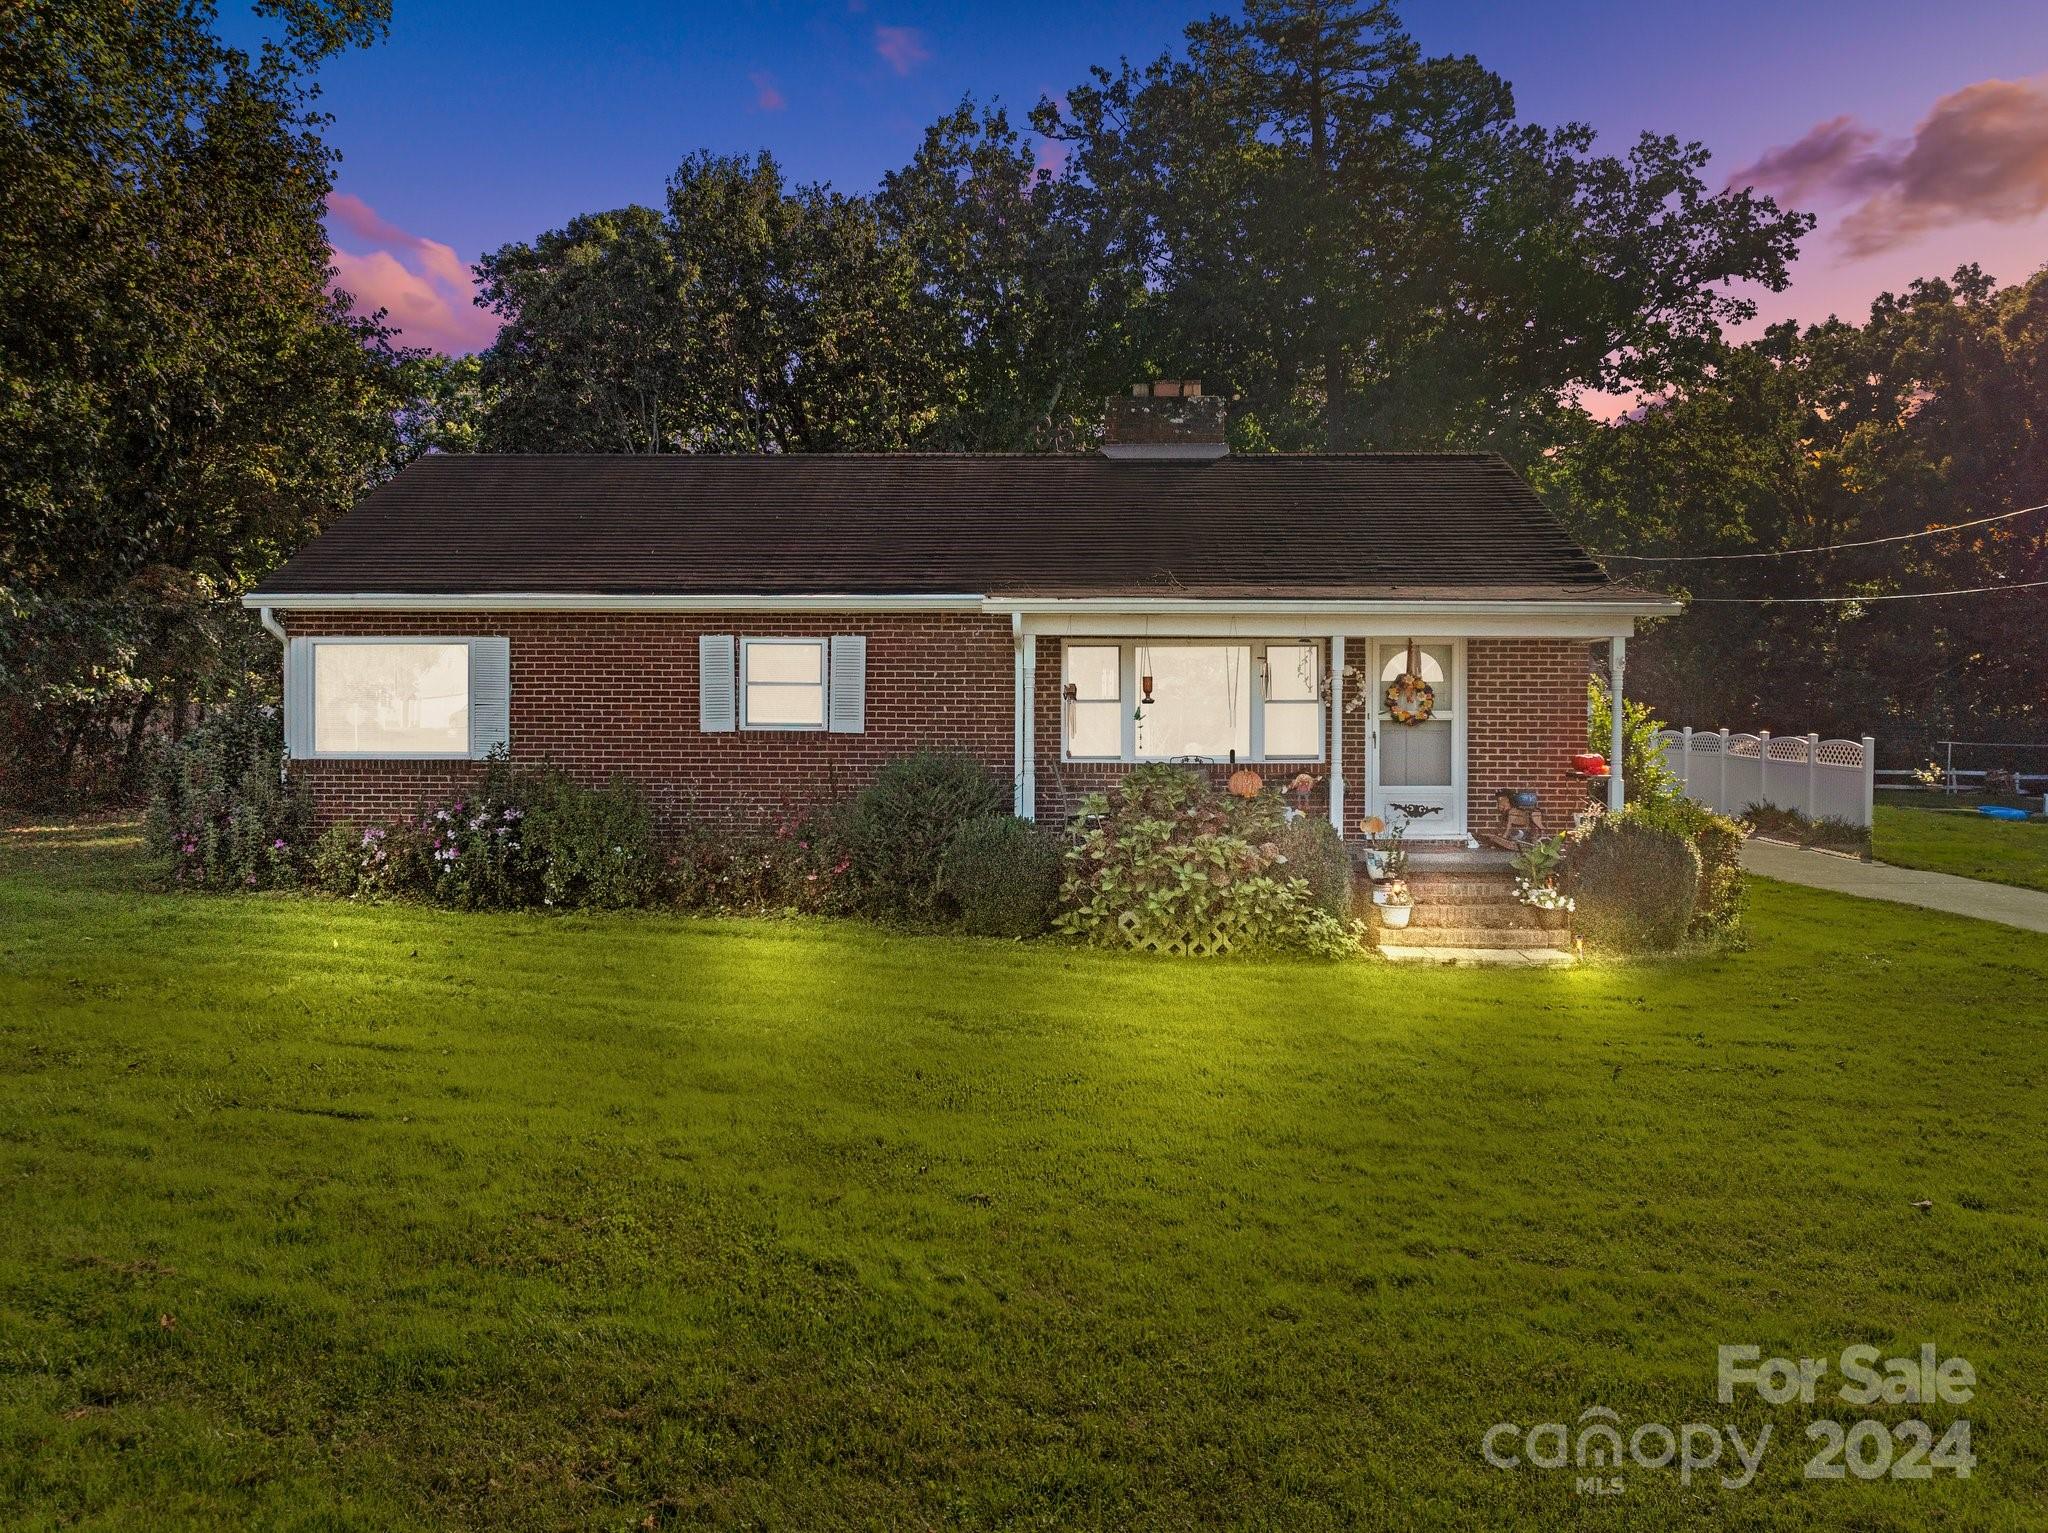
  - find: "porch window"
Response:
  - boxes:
[1063,644,1122,759]
[312,641,471,756]
[1061,641,1322,762]
[741,638,827,729]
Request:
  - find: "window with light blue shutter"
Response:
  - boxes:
[699,634,737,732]
[828,634,866,734]
[283,637,314,758]
[468,637,511,758]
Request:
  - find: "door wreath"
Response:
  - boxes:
[1383,639,1436,725]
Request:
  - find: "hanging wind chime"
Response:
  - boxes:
[1384,638,1437,726]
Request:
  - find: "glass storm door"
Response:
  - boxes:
[1369,640,1465,838]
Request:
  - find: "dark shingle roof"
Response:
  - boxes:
[253,452,1646,602]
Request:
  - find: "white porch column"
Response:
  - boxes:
[1328,634,1345,834]
[1020,632,1038,821]
[1607,635,1627,812]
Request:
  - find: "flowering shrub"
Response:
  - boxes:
[144,701,310,890]
[1056,765,1361,959]
[307,761,661,911]
[669,815,856,915]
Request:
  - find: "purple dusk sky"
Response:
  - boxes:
[281,1,2048,371]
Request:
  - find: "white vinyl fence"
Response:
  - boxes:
[1653,728,1876,827]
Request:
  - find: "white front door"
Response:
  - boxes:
[1368,639,1466,840]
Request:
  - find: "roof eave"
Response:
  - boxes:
[243,590,1682,619]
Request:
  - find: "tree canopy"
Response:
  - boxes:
[1,0,418,797]
[1539,267,2048,755]
[475,1,1808,463]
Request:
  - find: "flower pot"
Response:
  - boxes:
[1380,903,1413,929]
[1535,907,1569,930]
[1362,850,1388,879]
[1371,887,1389,905]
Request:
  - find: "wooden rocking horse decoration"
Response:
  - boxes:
[1480,788,1548,851]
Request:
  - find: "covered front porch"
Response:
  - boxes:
[1001,599,1660,844]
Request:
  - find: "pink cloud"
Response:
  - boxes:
[874,24,929,76]
[325,194,498,355]
[1034,137,1068,178]
[749,70,786,111]
[1729,76,2048,259]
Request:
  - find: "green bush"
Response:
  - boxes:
[523,769,663,909]
[839,751,1009,920]
[311,822,365,896]
[669,816,856,915]
[1628,794,1748,943]
[1273,815,1354,919]
[936,815,1064,937]
[143,701,310,890]
[1567,812,1702,952]
[1056,765,1360,959]
[1587,679,1678,805]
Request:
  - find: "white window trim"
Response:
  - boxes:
[305,636,478,761]
[740,636,829,731]
[1060,640,1325,765]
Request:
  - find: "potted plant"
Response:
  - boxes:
[1358,815,1407,881]
[1510,835,1573,929]
[1378,878,1413,928]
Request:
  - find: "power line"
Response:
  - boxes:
[1595,500,2048,562]
[1687,578,2048,605]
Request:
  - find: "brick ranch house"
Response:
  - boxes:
[244,387,1677,848]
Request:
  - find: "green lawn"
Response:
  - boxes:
[3,820,2046,1530]
[1875,792,2048,892]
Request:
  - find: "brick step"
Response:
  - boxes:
[1378,944,1577,967]
[1372,924,1563,949]
[1389,879,1519,903]
[1405,901,1563,930]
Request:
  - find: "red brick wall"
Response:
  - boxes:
[282,610,1016,829]
[283,614,1595,841]
[1464,638,1596,838]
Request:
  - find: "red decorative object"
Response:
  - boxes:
[1570,752,1610,777]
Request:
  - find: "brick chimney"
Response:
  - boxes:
[1102,380,1229,460]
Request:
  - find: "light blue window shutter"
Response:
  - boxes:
[468,637,511,758]
[699,634,737,732]
[828,635,866,734]
[283,637,314,758]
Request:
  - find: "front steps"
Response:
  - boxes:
[1363,863,1575,966]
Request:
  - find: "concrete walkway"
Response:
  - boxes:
[1740,838,2048,934]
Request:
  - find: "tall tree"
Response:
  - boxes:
[476,206,688,453]
[480,154,944,454]
[1034,0,1811,456]
[1543,266,2048,755]
[877,101,1134,449]
[0,0,412,800]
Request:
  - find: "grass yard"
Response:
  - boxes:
[3,819,2047,1530]
[1875,791,2048,892]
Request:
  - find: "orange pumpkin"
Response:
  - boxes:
[1227,768,1264,799]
